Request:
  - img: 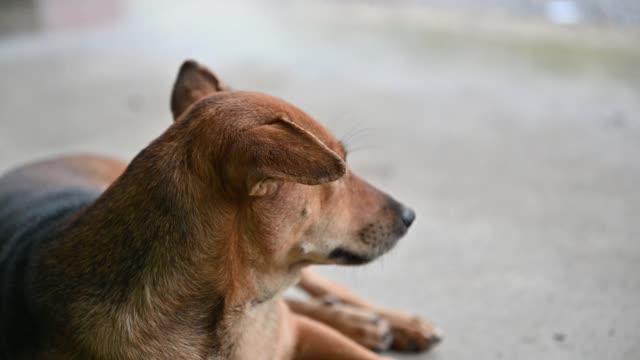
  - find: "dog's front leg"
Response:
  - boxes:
[286,298,393,352]
[292,313,391,360]
[296,269,442,352]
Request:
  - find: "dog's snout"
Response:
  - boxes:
[384,195,416,231]
[400,207,416,228]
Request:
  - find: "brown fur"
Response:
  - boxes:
[1,60,440,359]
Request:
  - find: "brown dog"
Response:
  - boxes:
[0,60,440,359]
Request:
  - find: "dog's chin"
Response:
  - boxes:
[328,233,405,266]
[327,248,375,266]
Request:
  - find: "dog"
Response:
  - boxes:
[0,60,441,359]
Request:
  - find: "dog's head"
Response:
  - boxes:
[170,60,415,272]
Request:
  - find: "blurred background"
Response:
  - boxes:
[1,0,639,359]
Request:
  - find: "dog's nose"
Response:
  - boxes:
[401,207,416,228]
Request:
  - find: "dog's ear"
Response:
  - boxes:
[238,117,346,196]
[171,60,227,120]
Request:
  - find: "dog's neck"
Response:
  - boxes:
[36,140,297,358]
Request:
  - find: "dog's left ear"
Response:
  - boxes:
[171,59,228,120]
[238,117,346,196]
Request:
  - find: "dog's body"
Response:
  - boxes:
[0,158,107,357]
[0,61,440,359]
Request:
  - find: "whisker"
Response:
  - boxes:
[344,145,380,154]
[340,127,377,155]
[340,126,365,145]
[341,127,374,143]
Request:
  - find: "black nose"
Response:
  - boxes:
[401,207,416,228]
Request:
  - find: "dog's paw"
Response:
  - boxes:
[351,312,393,352]
[388,314,442,352]
[321,298,394,351]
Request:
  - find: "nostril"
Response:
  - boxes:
[401,207,416,228]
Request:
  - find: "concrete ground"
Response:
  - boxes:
[1,0,639,359]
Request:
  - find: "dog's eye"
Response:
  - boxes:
[249,179,282,197]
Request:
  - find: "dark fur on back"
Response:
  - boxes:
[0,178,99,358]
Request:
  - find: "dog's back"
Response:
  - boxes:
[0,163,102,358]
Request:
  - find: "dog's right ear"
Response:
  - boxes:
[170,60,227,120]
[233,117,346,197]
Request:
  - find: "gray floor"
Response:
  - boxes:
[1,1,639,359]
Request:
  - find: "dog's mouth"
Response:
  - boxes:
[327,248,374,265]
[327,222,409,266]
